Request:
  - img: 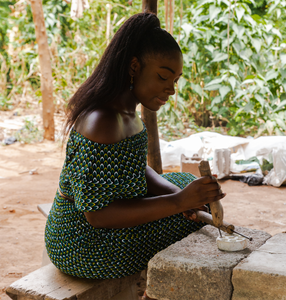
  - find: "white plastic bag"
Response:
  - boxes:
[263,148,286,187]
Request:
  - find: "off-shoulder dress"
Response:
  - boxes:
[45,124,205,279]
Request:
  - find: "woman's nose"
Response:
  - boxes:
[166,83,175,95]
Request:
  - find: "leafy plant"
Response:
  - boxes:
[14,118,43,143]
[173,0,286,136]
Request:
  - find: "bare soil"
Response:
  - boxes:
[1,109,286,300]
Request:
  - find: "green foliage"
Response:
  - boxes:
[13,118,43,143]
[0,0,286,139]
[0,93,13,110]
[172,0,286,136]
[0,0,142,110]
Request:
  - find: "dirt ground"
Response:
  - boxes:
[1,110,286,299]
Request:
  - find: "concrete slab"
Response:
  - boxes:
[232,233,286,300]
[146,225,270,300]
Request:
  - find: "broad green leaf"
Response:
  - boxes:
[191,83,203,96]
[219,86,231,99]
[197,0,216,9]
[251,38,262,53]
[229,63,239,73]
[222,35,235,50]
[265,35,274,46]
[182,23,193,38]
[232,24,245,40]
[211,52,228,63]
[265,70,279,82]
[265,24,273,32]
[266,120,274,135]
[244,75,255,80]
[275,128,284,136]
[204,84,222,91]
[205,45,215,53]
[243,14,255,27]
[243,101,255,113]
[275,118,286,130]
[254,94,265,108]
[251,14,266,24]
[232,43,241,55]
[205,76,226,87]
[235,6,245,23]
[178,77,187,92]
[257,74,266,81]
[211,96,222,107]
[209,5,221,22]
[228,76,236,90]
[273,100,286,112]
[241,79,255,85]
[272,28,282,39]
[254,79,265,89]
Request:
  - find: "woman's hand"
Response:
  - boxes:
[182,205,209,222]
[177,176,226,212]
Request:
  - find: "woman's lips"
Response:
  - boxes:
[156,97,168,105]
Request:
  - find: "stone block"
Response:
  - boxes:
[232,233,286,300]
[146,225,270,300]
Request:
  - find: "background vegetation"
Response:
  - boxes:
[0,0,286,140]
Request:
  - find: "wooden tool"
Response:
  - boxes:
[196,210,234,234]
[198,160,224,228]
[197,160,253,241]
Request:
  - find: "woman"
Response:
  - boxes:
[45,12,225,300]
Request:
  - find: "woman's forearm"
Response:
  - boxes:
[145,165,181,195]
[84,193,182,229]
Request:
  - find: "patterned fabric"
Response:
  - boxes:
[45,125,205,279]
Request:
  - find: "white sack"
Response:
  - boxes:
[160,131,221,168]
[243,136,286,160]
[263,148,286,187]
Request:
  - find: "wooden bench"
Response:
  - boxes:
[5,203,145,300]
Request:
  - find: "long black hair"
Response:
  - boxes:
[65,12,181,133]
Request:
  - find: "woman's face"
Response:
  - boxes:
[131,51,183,111]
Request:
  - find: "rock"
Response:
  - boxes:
[146,225,270,300]
[232,233,286,300]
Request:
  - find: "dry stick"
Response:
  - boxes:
[227,0,231,73]
[164,0,168,32]
[106,4,111,45]
[169,0,174,35]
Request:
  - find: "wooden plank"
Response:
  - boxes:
[6,263,142,300]
[6,264,83,300]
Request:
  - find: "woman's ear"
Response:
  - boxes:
[129,57,140,76]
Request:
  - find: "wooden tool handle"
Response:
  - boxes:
[198,160,224,228]
[196,210,234,234]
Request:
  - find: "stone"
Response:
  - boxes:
[232,233,286,300]
[146,225,270,300]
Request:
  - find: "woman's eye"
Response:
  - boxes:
[158,74,167,81]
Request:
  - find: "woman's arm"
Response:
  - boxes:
[84,175,225,229]
[145,165,181,195]
[76,111,225,229]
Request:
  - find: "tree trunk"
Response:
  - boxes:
[141,0,162,174]
[31,0,55,141]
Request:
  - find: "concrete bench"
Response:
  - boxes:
[146,225,272,300]
[5,203,144,300]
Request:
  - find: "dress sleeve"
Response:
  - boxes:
[67,140,147,212]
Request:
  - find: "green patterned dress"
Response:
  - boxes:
[45,124,205,279]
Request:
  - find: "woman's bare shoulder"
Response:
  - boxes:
[75,109,124,144]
